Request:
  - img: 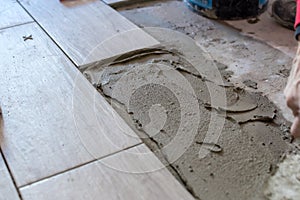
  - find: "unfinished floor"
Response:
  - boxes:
[0,0,300,200]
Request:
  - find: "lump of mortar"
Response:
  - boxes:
[228,95,277,124]
[196,141,222,153]
[205,88,258,113]
[229,111,276,124]
[82,47,170,85]
[243,79,258,89]
[219,96,258,113]
[212,60,234,87]
[205,88,276,124]
[99,65,136,96]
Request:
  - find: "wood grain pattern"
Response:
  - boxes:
[0,23,141,187]
[0,0,33,30]
[0,154,20,200]
[19,0,159,67]
[20,144,194,200]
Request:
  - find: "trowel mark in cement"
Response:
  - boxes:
[195,141,223,153]
[81,30,296,200]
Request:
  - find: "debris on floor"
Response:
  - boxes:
[81,26,297,200]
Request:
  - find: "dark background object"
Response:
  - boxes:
[186,0,269,20]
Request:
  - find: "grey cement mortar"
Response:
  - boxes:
[117,2,300,198]
[119,0,294,123]
[81,23,299,199]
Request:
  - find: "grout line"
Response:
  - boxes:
[0,21,35,31]
[14,0,154,193]
[15,0,146,190]
[0,148,24,200]
[19,142,143,189]
[16,0,80,68]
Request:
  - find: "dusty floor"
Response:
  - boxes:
[120,0,296,122]
[81,1,300,199]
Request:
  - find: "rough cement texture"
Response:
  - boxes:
[119,0,294,123]
[76,1,300,199]
[81,24,298,199]
[117,2,300,198]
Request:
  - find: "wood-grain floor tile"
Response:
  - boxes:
[0,0,33,30]
[0,23,141,187]
[20,144,194,200]
[0,154,20,200]
[19,0,159,66]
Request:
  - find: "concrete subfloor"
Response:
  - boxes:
[83,1,300,199]
[119,0,295,123]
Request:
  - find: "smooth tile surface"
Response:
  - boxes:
[19,0,159,66]
[0,0,33,30]
[0,154,20,200]
[21,144,194,200]
[0,23,141,187]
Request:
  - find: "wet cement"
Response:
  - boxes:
[116,3,300,198]
[119,0,294,124]
[80,25,298,199]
